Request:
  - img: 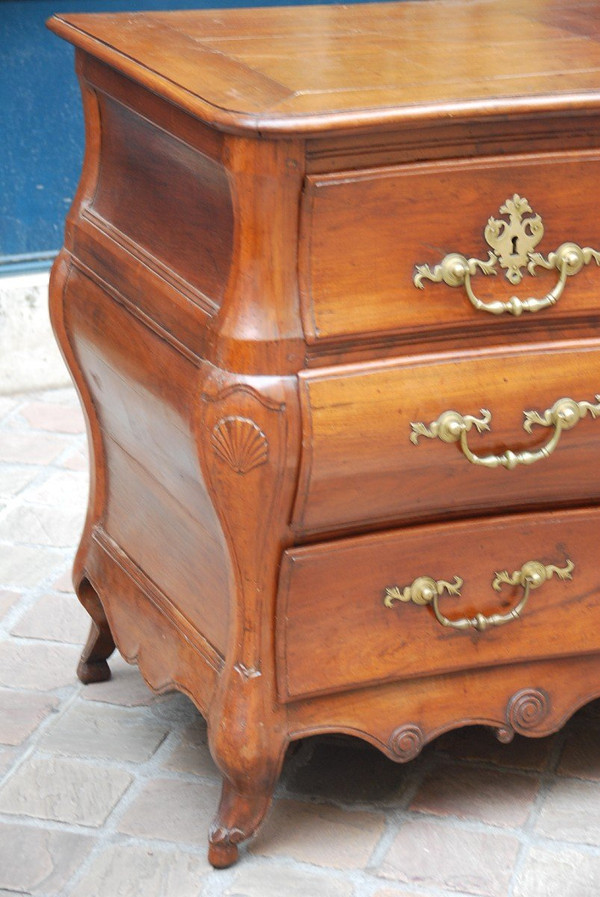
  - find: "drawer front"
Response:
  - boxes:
[300,151,600,345]
[278,508,600,701]
[293,344,600,535]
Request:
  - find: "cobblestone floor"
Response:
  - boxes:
[2,387,600,896]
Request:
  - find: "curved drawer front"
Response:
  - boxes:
[300,151,600,346]
[293,344,600,535]
[278,508,599,701]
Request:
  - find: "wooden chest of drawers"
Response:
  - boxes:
[48,0,600,867]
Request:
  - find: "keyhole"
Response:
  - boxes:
[511,235,519,256]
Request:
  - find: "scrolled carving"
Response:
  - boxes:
[389,724,424,762]
[211,416,268,474]
[507,688,550,734]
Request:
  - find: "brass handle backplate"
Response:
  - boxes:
[413,194,600,315]
[410,396,600,470]
[384,559,574,633]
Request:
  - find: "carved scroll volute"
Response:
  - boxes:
[492,688,551,743]
[389,724,425,762]
[507,688,550,735]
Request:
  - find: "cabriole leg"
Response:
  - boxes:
[208,776,279,868]
[207,736,287,870]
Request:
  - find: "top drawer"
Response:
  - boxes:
[300,150,600,347]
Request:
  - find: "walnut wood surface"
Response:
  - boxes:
[301,152,600,345]
[47,0,600,870]
[294,344,600,535]
[279,507,598,700]
[48,0,600,135]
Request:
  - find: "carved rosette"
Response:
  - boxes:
[211,416,268,474]
[389,724,424,762]
[507,688,550,734]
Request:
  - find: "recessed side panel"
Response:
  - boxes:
[90,92,234,308]
[64,264,231,654]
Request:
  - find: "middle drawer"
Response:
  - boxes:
[293,343,600,535]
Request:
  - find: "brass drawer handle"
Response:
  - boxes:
[384,560,574,633]
[413,194,600,316]
[410,396,600,470]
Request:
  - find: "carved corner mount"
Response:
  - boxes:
[211,416,269,474]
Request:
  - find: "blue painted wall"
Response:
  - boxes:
[1,0,389,273]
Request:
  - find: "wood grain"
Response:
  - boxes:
[301,151,600,346]
[294,343,600,535]
[47,0,600,869]
[279,507,596,700]
[48,1,600,135]
[90,93,233,307]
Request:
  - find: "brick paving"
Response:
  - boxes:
[2,386,600,896]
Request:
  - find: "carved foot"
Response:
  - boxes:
[208,778,276,869]
[76,578,115,685]
[77,650,112,684]
[208,826,242,868]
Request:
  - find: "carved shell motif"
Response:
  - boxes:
[211,416,268,474]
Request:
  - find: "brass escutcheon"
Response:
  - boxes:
[413,195,600,315]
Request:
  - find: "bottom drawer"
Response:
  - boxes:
[277,507,600,701]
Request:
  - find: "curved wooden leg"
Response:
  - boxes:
[207,707,287,869]
[208,776,278,869]
[76,577,115,684]
[199,372,298,869]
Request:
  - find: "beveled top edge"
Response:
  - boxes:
[48,1,600,137]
